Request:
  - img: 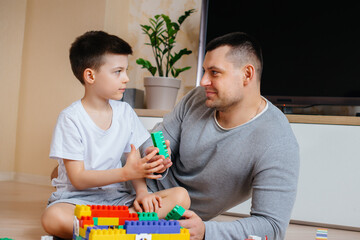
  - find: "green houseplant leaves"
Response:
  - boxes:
[136,9,195,78]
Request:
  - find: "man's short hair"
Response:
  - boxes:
[206,32,263,79]
[69,31,133,84]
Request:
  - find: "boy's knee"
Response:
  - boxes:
[175,186,191,209]
[41,207,57,233]
[41,205,72,235]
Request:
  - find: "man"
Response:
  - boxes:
[142,32,300,240]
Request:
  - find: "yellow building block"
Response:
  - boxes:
[152,234,170,240]
[75,205,91,219]
[151,229,190,240]
[89,229,136,240]
[79,225,88,238]
[95,217,119,226]
[169,228,190,240]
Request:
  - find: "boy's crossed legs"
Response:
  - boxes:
[41,187,190,239]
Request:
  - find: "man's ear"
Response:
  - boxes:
[83,68,96,85]
[243,64,255,86]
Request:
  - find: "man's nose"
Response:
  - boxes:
[200,73,210,86]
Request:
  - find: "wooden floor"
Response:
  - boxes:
[0,181,359,240]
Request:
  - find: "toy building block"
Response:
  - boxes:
[151,131,169,158]
[151,228,190,240]
[75,205,92,219]
[165,205,185,220]
[247,235,261,240]
[169,228,190,240]
[248,235,261,240]
[89,205,129,218]
[89,228,135,240]
[80,216,94,228]
[93,217,119,226]
[138,212,159,221]
[119,212,139,225]
[124,220,180,234]
[316,228,328,240]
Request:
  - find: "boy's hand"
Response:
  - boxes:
[133,191,163,213]
[124,144,164,180]
[146,140,173,173]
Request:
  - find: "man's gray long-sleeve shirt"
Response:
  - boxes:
[141,87,299,240]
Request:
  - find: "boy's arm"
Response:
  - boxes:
[128,148,162,212]
[64,145,163,190]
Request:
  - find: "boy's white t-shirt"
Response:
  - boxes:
[50,99,150,192]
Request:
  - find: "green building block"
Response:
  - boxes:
[137,212,159,221]
[151,131,169,158]
[165,205,186,220]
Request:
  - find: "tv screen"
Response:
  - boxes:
[202,0,360,106]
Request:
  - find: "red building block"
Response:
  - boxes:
[89,205,130,218]
[79,216,94,228]
[118,212,139,225]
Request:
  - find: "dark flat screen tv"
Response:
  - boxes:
[199,0,360,106]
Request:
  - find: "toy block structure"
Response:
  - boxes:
[165,205,185,220]
[72,204,189,240]
[151,131,170,158]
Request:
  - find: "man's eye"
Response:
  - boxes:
[212,71,218,75]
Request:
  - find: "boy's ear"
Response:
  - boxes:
[83,68,96,85]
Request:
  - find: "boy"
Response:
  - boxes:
[41,31,190,239]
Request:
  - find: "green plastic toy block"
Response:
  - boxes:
[165,205,186,220]
[137,212,159,221]
[151,131,169,158]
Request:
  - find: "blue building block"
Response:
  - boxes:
[124,220,180,234]
[158,219,181,234]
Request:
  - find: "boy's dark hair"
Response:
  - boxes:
[69,31,133,84]
[206,32,263,80]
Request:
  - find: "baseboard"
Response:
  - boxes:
[0,171,15,181]
[222,212,360,232]
[0,172,51,186]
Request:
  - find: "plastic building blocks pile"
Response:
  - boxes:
[72,204,189,240]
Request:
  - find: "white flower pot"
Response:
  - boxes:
[144,76,181,110]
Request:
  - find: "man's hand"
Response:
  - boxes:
[179,210,205,240]
[146,140,173,173]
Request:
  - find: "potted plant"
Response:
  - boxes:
[136,9,195,110]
